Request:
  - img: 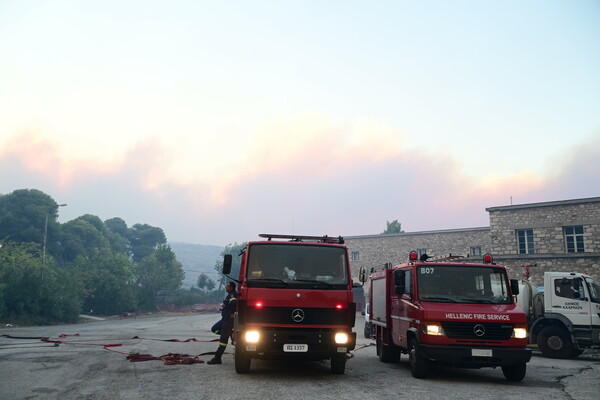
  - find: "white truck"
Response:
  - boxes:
[518,271,600,358]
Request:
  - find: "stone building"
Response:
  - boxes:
[346,197,600,287]
[487,197,600,285]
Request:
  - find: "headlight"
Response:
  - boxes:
[513,325,527,339]
[334,333,349,344]
[421,322,444,336]
[245,330,260,343]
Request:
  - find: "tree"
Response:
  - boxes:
[104,217,130,255]
[134,244,184,310]
[382,220,404,234]
[197,273,216,291]
[59,218,111,264]
[72,253,137,315]
[0,189,61,249]
[205,278,215,291]
[129,224,167,262]
[0,242,81,324]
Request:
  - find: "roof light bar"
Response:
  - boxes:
[258,234,344,244]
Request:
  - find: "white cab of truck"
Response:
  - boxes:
[518,271,600,358]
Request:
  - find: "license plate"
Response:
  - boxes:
[284,344,308,352]
[472,349,492,357]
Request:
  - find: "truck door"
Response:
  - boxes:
[392,268,412,349]
[583,277,600,340]
[550,275,590,326]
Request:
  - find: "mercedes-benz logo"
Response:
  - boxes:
[291,308,305,323]
[473,324,486,337]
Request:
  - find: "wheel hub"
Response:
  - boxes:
[547,335,564,350]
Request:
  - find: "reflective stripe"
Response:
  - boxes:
[219,342,227,347]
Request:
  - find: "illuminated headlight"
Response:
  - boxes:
[421,322,444,336]
[334,333,349,344]
[245,331,260,343]
[513,325,527,339]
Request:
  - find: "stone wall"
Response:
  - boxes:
[345,227,491,282]
[487,198,600,285]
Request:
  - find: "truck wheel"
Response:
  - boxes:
[376,330,400,363]
[537,326,573,359]
[501,363,526,382]
[408,338,428,378]
[234,345,251,373]
[364,323,372,339]
[331,354,346,374]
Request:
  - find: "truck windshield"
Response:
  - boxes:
[246,243,348,289]
[585,276,600,304]
[417,265,511,304]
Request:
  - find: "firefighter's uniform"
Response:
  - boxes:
[207,286,237,364]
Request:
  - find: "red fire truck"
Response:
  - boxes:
[362,252,531,381]
[222,234,357,374]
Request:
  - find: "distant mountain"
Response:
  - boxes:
[169,242,224,288]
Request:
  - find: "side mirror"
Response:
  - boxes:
[359,266,368,284]
[510,278,520,296]
[223,254,232,275]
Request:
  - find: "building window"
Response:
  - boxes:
[470,246,482,256]
[351,251,360,261]
[516,229,535,254]
[564,226,585,253]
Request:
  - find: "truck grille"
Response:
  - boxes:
[246,307,347,326]
[441,322,513,340]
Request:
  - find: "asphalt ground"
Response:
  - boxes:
[1,313,599,400]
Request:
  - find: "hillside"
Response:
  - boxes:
[169,242,224,288]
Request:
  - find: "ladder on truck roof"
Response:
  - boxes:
[427,254,469,262]
[258,233,345,244]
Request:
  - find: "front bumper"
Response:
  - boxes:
[419,344,532,368]
[236,328,356,360]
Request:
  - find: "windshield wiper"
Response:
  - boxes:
[293,279,334,288]
[456,298,494,304]
[249,278,290,287]
[420,296,456,303]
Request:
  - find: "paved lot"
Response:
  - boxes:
[1,314,599,400]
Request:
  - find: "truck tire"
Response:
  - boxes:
[330,353,346,374]
[501,363,527,382]
[364,322,372,339]
[537,326,573,359]
[408,338,428,378]
[376,330,400,363]
[234,345,251,373]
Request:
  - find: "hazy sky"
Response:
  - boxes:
[1,0,599,246]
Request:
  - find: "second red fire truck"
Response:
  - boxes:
[362,252,531,381]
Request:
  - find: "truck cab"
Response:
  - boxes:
[523,272,600,358]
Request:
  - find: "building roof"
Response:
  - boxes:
[486,197,600,213]
[345,226,490,240]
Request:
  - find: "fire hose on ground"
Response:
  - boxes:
[1,333,374,364]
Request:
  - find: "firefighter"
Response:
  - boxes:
[207,281,237,365]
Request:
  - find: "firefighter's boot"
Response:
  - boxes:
[207,356,222,365]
